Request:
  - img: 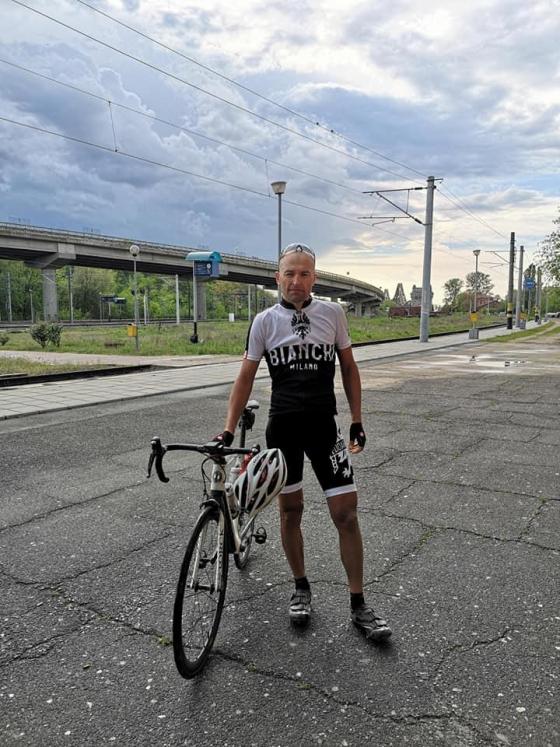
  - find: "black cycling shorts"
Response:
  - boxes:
[266,413,356,498]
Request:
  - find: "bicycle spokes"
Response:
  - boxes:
[173,508,229,677]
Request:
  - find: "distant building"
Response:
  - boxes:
[388,283,435,318]
[410,284,433,310]
[472,294,500,311]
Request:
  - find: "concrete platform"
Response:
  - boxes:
[0,325,533,420]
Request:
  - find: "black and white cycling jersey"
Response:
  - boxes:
[245,297,351,416]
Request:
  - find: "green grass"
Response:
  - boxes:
[0,313,505,357]
[0,358,109,376]
[348,313,502,343]
[486,321,555,342]
[535,323,560,338]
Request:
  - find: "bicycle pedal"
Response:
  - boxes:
[253,527,267,545]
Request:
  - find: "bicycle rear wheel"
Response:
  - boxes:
[173,505,229,678]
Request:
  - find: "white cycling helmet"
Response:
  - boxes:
[233,448,287,516]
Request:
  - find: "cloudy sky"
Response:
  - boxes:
[1,0,559,302]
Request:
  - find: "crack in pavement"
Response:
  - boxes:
[363,526,440,588]
[432,626,512,679]
[214,649,494,743]
[0,528,176,587]
[0,480,149,534]
[361,507,560,554]
[517,496,554,542]
[0,621,91,669]
[366,470,553,502]
[376,478,417,507]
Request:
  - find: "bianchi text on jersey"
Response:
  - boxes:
[245,297,352,415]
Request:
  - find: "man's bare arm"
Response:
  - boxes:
[338,346,362,423]
[224,358,260,435]
[338,346,366,454]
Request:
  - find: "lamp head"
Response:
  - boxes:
[129,244,140,258]
[271,181,287,195]
[473,249,481,257]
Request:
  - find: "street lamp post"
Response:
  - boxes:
[129,244,140,351]
[271,181,287,302]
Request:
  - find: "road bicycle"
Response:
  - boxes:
[147,400,268,678]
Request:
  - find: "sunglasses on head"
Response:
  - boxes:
[279,243,315,259]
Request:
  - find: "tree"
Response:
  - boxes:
[0,261,42,321]
[536,209,560,282]
[453,291,472,313]
[71,267,112,319]
[465,271,493,295]
[443,278,463,308]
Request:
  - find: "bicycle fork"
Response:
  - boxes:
[189,510,226,594]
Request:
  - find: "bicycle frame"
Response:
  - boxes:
[205,457,252,557]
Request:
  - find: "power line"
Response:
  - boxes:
[0,57,366,197]
[0,114,412,239]
[438,187,508,240]
[72,0,428,181]
[10,0,423,184]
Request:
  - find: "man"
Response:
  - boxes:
[218,242,391,641]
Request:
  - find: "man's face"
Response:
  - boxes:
[276,252,316,307]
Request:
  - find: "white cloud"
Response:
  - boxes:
[0,0,558,305]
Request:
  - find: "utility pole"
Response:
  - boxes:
[6,272,12,322]
[507,232,515,329]
[247,284,252,322]
[515,245,524,327]
[175,274,180,324]
[419,176,435,342]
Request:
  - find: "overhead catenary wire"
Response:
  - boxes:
[0,114,413,240]
[0,57,366,197]
[438,187,508,240]
[10,0,423,185]
[72,0,428,181]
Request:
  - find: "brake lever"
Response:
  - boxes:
[147,437,169,483]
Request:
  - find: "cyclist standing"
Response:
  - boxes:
[218,243,391,641]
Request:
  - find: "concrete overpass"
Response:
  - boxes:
[0,223,383,320]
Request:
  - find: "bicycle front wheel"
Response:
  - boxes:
[173,506,229,678]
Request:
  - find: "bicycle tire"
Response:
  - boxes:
[233,510,255,570]
[173,505,229,678]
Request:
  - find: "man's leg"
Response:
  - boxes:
[278,488,312,624]
[278,488,305,578]
[328,490,392,640]
[326,491,363,593]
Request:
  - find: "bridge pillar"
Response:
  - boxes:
[354,302,364,317]
[42,268,59,321]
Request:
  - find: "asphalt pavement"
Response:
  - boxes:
[1,324,559,746]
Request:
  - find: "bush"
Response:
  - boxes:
[30,322,50,348]
[30,322,64,348]
[0,332,8,346]
[47,323,63,347]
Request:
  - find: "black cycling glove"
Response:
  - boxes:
[349,422,366,449]
[214,430,234,447]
